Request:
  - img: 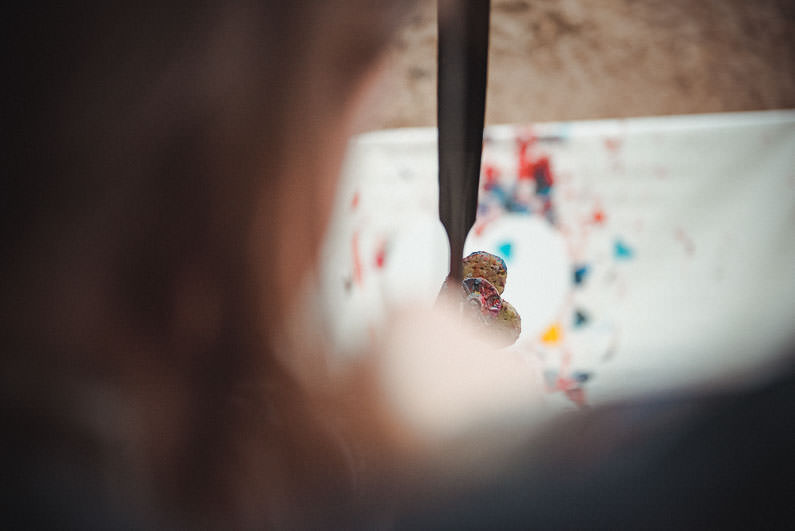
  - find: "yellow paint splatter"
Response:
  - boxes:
[541,323,562,344]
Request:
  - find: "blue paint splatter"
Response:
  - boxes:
[573,308,589,327]
[571,371,592,383]
[489,185,509,204]
[573,264,590,285]
[497,241,513,261]
[614,238,634,260]
[506,199,530,214]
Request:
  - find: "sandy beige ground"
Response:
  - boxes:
[361,0,795,131]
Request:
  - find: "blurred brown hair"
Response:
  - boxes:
[1,3,413,528]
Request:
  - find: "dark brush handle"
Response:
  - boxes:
[437,0,490,281]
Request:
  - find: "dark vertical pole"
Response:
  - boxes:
[437,0,490,281]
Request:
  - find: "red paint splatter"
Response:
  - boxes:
[554,376,571,391]
[473,211,499,237]
[351,191,359,210]
[374,240,386,269]
[554,349,588,407]
[604,137,622,153]
[554,374,588,408]
[483,164,500,188]
[554,350,572,390]
[352,231,363,285]
[592,209,605,224]
[551,373,588,408]
[564,387,587,407]
[517,135,537,181]
[517,136,555,197]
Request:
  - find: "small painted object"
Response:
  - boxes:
[453,251,521,347]
[492,299,521,347]
[463,251,507,294]
[462,277,502,320]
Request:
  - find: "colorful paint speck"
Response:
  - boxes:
[541,323,563,344]
[374,240,386,269]
[592,209,606,224]
[497,241,513,261]
[573,264,590,285]
[613,238,634,260]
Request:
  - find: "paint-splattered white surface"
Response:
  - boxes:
[319,111,795,406]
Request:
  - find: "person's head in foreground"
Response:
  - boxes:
[2,3,792,530]
[2,3,424,528]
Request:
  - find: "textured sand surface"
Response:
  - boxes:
[361,0,795,130]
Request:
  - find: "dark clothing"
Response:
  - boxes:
[395,367,795,530]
